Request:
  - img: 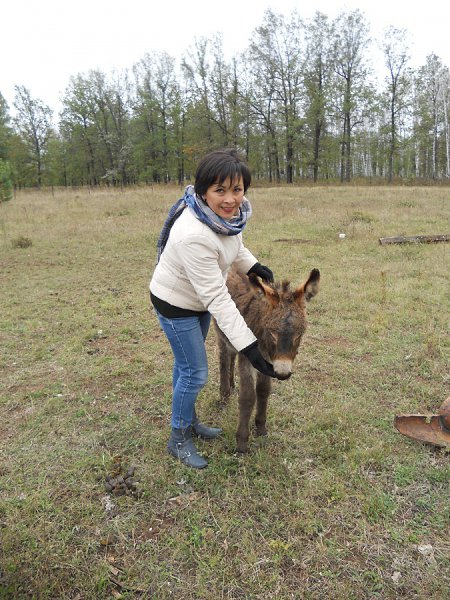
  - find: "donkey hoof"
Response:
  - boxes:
[235,443,249,454]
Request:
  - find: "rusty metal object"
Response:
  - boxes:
[394,397,450,447]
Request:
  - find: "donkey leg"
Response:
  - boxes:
[229,353,236,391]
[236,357,256,453]
[218,337,234,405]
[255,373,272,437]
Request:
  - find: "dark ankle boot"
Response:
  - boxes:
[192,410,223,440]
[167,426,208,469]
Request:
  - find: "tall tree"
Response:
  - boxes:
[89,70,132,185]
[208,35,233,146]
[60,74,101,186]
[61,70,132,186]
[105,70,133,185]
[133,51,181,182]
[0,92,11,161]
[182,37,215,150]
[380,26,412,182]
[414,54,447,178]
[439,68,450,177]
[332,10,371,182]
[13,86,53,187]
[243,47,280,182]
[0,159,13,201]
[303,12,334,181]
[248,9,303,182]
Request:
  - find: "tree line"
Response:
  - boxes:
[1,8,450,192]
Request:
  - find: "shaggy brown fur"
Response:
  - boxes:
[215,268,320,453]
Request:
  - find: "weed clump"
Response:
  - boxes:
[11,235,32,248]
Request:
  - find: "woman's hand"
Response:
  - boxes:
[240,342,280,378]
[247,262,274,283]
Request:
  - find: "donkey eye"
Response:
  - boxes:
[269,331,277,343]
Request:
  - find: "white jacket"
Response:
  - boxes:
[150,207,258,351]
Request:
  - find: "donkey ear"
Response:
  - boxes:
[294,268,320,303]
[248,273,280,307]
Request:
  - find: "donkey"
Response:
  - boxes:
[216,268,320,453]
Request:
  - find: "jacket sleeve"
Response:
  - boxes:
[232,234,258,274]
[178,237,257,351]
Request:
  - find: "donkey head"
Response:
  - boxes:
[249,269,320,379]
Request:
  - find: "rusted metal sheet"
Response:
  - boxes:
[394,397,450,448]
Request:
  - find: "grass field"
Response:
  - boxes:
[0,185,449,599]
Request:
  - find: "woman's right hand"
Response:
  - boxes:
[240,342,278,378]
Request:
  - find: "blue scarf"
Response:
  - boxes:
[156,184,252,262]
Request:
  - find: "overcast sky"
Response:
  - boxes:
[2,0,449,117]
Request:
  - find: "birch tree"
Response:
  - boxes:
[439,68,450,177]
[414,54,446,178]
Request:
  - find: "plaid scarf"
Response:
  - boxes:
[156,184,252,262]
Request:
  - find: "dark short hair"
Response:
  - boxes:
[194,148,251,196]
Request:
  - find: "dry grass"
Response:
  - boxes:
[0,185,449,599]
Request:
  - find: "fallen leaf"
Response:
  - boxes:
[417,544,434,556]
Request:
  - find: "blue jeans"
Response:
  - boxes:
[155,310,211,429]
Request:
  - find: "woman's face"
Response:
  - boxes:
[203,176,245,220]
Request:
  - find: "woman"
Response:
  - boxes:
[150,148,279,469]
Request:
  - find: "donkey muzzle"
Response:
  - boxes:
[273,358,293,380]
